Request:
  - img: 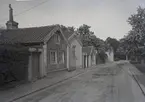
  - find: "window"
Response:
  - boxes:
[72,45,77,59]
[55,34,60,44]
[91,55,93,61]
[50,51,57,64]
[58,51,65,64]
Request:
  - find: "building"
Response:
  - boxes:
[0,5,77,81]
[0,4,98,82]
[64,30,97,69]
[82,46,97,68]
[65,31,83,69]
[105,47,114,62]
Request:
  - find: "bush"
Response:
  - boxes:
[98,50,108,63]
[0,44,30,81]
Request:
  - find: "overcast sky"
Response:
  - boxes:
[0,0,145,40]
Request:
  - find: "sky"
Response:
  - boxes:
[0,0,145,40]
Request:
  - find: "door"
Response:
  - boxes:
[87,55,89,68]
[84,55,88,68]
[32,52,40,81]
[70,47,76,70]
[84,55,86,68]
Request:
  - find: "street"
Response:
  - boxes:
[0,1,145,102]
[13,62,145,102]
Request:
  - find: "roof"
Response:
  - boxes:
[0,44,29,52]
[61,27,74,39]
[66,31,82,46]
[83,46,96,55]
[60,27,83,46]
[0,25,57,44]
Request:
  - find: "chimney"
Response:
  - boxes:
[6,4,18,29]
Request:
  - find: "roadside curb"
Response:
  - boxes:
[129,66,145,97]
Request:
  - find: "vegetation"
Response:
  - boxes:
[105,37,120,53]
[77,24,108,63]
[117,6,145,61]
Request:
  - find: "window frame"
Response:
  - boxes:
[50,51,57,64]
[72,45,77,59]
[55,34,60,44]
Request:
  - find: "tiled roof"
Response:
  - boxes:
[83,46,94,55]
[0,25,57,44]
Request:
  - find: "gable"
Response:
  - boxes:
[83,46,92,55]
[47,30,65,45]
[69,36,80,46]
[83,46,97,55]
[44,26,70,47]
[68,34,82,46]
[91,47,97,55]
[61,27,74,39]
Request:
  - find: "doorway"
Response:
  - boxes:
[31,52,40,81]
[84,55,88,68]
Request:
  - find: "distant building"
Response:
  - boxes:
[105,47,114,62]
[82,46,97,68]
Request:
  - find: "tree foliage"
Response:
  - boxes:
[127,6,145,47]
[77,24,108,63]
[60,25,75,32]
[105,37,120,53]
[77,24,107,50]
[118,6,145,59]
[77,24,94,36]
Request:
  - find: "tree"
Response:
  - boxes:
[77,24,94,41]
[105,37,120,53]
[127,6,145,47]
[60,25,75,32]
[77,24,94,35]
[125,6,145,60]
[68,26,75,32]
[77,24,108,63]
[117,38,130,60]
